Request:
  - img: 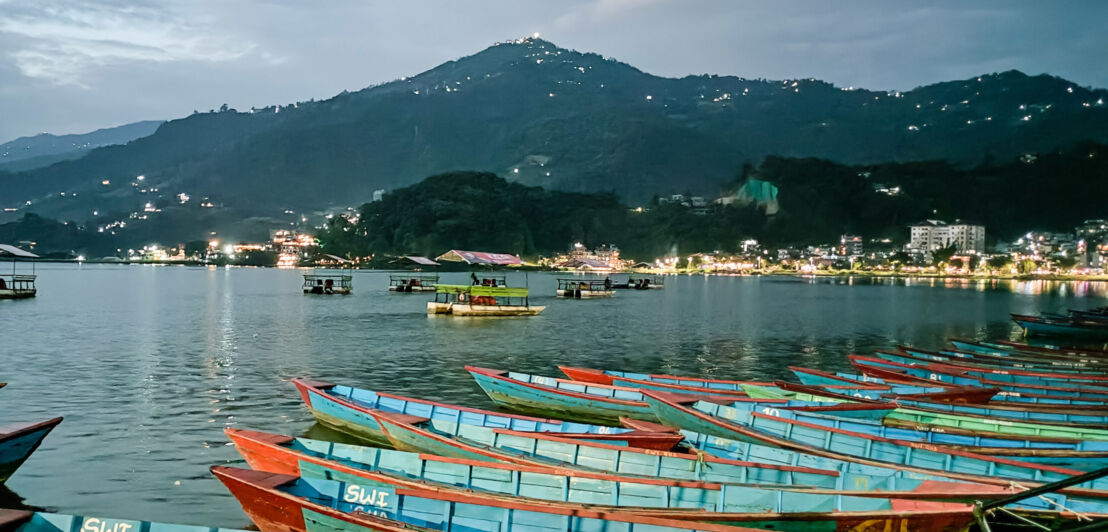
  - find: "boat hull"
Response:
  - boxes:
[0,511,249,532]
[0,417,63,483]
[557,289,614,298]
[303,287,351,294]
[427,302,545,316]
[0,289,35,299]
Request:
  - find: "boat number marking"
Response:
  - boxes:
[928,373,939,381]
[82,519,133,532]
[760,407,781,417]
[344,484,391,508]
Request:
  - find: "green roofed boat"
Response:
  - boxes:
[427,284,544,316]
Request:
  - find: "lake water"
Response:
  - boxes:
[1,264,1106,526]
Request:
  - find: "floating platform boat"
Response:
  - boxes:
[0,417,62,483]
[427,284,544,316]
[302,270,352,294]
[387,273,437,292]
[0,244,38,300]
[556,278,615,298]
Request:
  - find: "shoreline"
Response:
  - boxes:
[29,259,1108,282]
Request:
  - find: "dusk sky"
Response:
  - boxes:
[1,0,1106,141]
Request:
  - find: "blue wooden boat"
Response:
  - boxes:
[889,347,1108,377]
[368,408,1057,504]
[901,346,1108,377]
[950,339,1108,362]
[791,367,1108,408]
[227,427,996,520]
[0,511,249,532]
[748,381,1108,430]
[872,351,1108,389]
[370,410,881,488]
[292,378,632,446]
[678,431,1098,515]
[213,465,786,532]
[1012,313,1108,337]
[641,390,1108,504]
[0,417,62,483]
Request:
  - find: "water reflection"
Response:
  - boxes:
[801,275,1108,299]
[0,264,1106,527]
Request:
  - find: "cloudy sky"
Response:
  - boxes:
[1,0,1105,141]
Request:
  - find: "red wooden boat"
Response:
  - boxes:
[228,427,718,490]
[212,465,789,532]
[227,426,1005,512]
[559,366,773,394]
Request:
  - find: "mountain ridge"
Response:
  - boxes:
[2,37,1106,228]
[0,120,164,172]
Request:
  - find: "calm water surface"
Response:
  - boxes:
[1,264,1106,526]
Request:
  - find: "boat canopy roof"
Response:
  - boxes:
[436,284,529,297]
[403,255,439,266]
[303,272,352,279]
[0,244,38,258]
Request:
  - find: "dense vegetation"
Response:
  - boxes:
[8,142,1106,259]
[321,145,1108,261]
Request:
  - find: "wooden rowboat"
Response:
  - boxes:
[1012,313,1108,337]
[790,367,1107,409]
[0,417,62,483]
[369,410,1035,501]
[886,348,1108,381]
[0,510,249,532]
[751,381,1108,429]
[875,350,1108,386]
[850,355,1108,400]
[290,378,685,450]
[992,339,1108,358]
[212,465,781,532]
[225,427,990,525]
[641,390,1108,507]
[911,344,1108,372]
[467,366,887,425]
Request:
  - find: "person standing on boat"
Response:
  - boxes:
[604,277,612,290]
[471,272,479,285]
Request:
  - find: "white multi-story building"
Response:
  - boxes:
[909,220,985,253]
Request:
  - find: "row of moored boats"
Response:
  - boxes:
[6,338,1108,531]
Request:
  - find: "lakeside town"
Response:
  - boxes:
[20,215,1106,280]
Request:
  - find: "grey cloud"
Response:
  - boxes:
[0,0,1105,141]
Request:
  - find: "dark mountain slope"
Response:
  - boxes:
[3,38,1106,225]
